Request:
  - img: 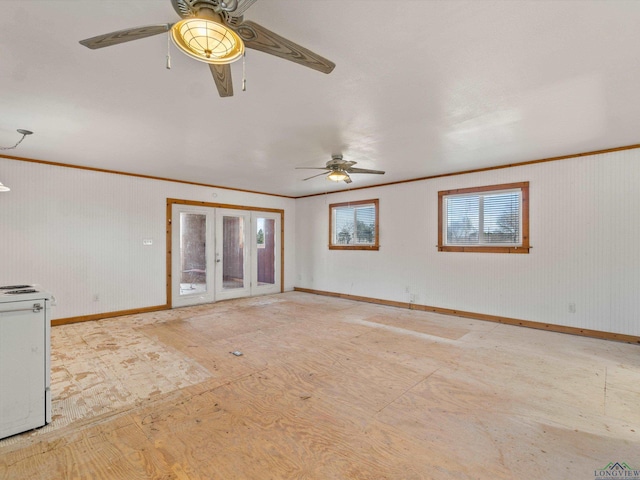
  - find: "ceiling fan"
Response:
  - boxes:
[79,0,335,97]
[297,155,385,184]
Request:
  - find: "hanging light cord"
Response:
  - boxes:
[166,30,172,70]
[0,130,33,150]
[242,51,246,91]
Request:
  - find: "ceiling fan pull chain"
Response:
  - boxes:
[166,31,172,70]
[242,52,246,91]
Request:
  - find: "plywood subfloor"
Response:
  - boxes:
[1,292,639,479]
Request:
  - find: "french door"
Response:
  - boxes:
[171,206,214,307]
[171,204,280,308]
[215,209,250,301]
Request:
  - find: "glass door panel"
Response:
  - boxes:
[216,209,250,300]
[256,218,275,286]
[252,213,281,295]
[171,205,214,307]
[180,212,207,295]
[222,215,245,290]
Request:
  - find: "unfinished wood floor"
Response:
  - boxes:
[1,292,639,479]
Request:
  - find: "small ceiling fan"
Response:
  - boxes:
[297,155,385,184]
[79,0,335,97]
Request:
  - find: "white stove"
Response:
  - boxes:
[0,284,54,303]
[0,284,54,440]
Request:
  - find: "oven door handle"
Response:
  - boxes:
[0,303,43,314]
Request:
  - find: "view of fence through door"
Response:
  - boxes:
[216,210,250,300]
[169,201,282,308]
[222,215,245,290]
[257,217,276,287]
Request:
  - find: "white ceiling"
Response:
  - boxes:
[1,0,639,197]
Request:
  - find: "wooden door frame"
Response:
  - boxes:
[166,198,285,308]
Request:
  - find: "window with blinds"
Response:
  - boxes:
[329,199,379,250]
[438,182,530,253]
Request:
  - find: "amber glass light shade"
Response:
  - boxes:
[171,18,244,64]
[327,170,349,182]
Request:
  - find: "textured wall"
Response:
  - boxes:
[0,159,295,320]
[4,149,639,335]
[295,149,640,336]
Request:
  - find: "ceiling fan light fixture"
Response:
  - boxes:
[327,170,349,182]
[171,18,244,65]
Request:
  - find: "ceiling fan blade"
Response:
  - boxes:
[209,64,234,97]
[303,172,329,181]
[79,24,171,49]
[234,21,335,74]
[346,167,386,175]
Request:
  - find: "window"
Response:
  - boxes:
[438,182,529,253]
[329,199,379,250]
